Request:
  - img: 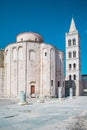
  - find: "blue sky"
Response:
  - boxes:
[0,0,87,74]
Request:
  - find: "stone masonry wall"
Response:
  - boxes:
[0,50,4,96]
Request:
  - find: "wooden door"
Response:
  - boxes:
[31,85,35,95]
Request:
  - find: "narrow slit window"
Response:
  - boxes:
[51,80,53,86]
[58,81,60,87]
[45,52,47,56]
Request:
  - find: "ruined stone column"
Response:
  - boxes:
[70,88,73,99]
[19,91,27,105]
[58,87,62,99]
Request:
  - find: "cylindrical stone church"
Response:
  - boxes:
[2,32,65,98]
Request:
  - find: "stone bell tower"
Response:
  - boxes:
[65,18,83,96]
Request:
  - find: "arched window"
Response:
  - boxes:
[69,75,72,80]
[69,64,72,70]
[73,74,76,80]
[21,38,23,41]
[12,47,17,62]
[73,51,76,58]
[42,48,47,59]
[73,63,76,69]
[35,38,37,41]
[29,50,35,61]
[68,52,72,58]
[72,39,76,46]
[5,49,8,63]
[68,39,71,46]
[5,49,8,55]
[18,47,23,60]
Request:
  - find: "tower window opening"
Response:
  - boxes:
[73,39,76,46]
[73,74,76,80]
[68,52,72,58]
[69,64,72,70]
[73,63,76,69]
[68,39,71,46]
[69,75,72,80]
[73,51,76,58]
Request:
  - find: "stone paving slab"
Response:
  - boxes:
[0,96,87,130]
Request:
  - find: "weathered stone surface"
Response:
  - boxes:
[0,50,4,67]
[0,32,65,98]
[0,50,4,96]
[0,96,87,130]
[65,18,83,96]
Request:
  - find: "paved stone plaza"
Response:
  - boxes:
[0,96,87,130]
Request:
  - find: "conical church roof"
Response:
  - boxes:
[69,18,77,32]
